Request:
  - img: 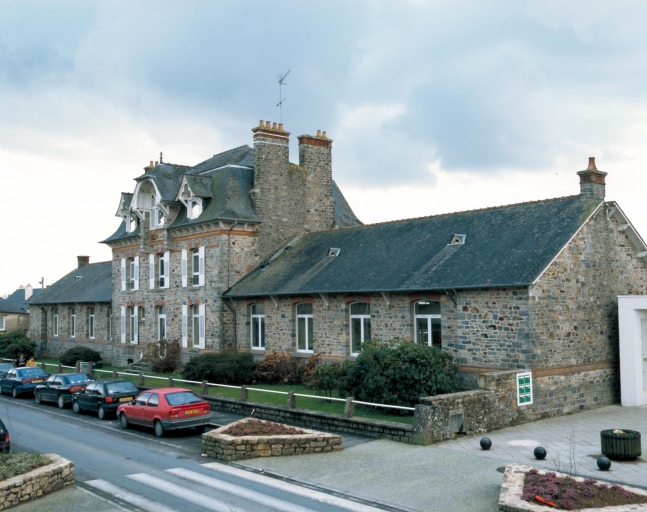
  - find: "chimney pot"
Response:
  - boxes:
[278,123,284,131]
[155,161,158,166]
[316,130,322,137]
[587,156,597,171]
[149,160,153,167]
[272,122,278,130]
[322,131,327,139]
[259,120,265,128]
[265,120,271,128]
[77,255,90,268]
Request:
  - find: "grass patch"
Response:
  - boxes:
[0,452,50,480]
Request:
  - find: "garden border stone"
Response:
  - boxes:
[498,464,647,511]
[0,454,74,510]
[202,418,342,461]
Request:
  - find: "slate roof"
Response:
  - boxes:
[0,297,27,314]
[27,262,112,305]
[5,289,42,311]
[224,195,601,297]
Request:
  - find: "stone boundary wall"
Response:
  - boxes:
[202,419,342,461]
[0,454,74,510]
[202,396,413,443]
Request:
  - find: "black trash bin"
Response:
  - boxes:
[600,429,642,460]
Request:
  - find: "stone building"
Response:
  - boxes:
[27,120,647,419]
[0,297,28,333]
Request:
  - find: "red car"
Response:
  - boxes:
[117,388,211,438]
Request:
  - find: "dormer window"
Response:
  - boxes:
[151,205,165,229]
[449,234,466,245]
[127,215,138,233]
[188,199,202,220]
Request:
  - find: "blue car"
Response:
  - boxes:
[0,367,50,398]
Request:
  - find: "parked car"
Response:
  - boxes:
[117,388,211,438]
[0,367,50,398]
[0,363,14,379]
[0,417,9,453]
[72,379,140,420]
[34,373,93,409]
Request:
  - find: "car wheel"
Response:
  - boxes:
[194,425,207,434]
[11,387,18,399]
[154,420,165,438]
[57,395,66,409]
[97,405,107,420]
[34,391,42,404]
[72,401,80,414]
[119,413,129,430]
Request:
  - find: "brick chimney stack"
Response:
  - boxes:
[77,255,90,268]
[298,130,335,232]
[577,157,607,201]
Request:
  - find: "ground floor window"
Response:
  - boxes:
[296,303,313,352]
[0,316,4,331]
[88,307,95,339]
[53,308,58,337]
[129,306,137,344]
[350,302,371,355]
[70,308,76,338]
[414,300,441,347]
[250,304,265,349]
[158,306,166,340]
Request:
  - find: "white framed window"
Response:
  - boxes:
[88,307,95,339]
[53,308,58,337]
[129,306,138,344]
[70,308,76,338]
[120,306,126,343]
[191,305,200,347]
[181,249,188,288]
[158,306,167,340]
[414,301,441,347]
[151,206,165,229]
[129,256,139,291]
[517,372,533,406]
[159,252,169,288]
[121,258,127,292]
[187,199,202,219]
[296,303,314,352]
[191,249,200,286]
[0,316,5,331]
[350,302,371,356]
[127,215,137,233]
[250,304,265,349]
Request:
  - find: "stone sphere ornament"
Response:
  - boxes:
[534,446,547,460]
[480,437,492,450]
[597,456,612,471]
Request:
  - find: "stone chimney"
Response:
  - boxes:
[298,130,335,232]
[577,157,607,201]
[77,255,90,268]
[252,120,302,259]
[144,160,154,173]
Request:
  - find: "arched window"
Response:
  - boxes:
[250,304,265,349]
[350,302,371,355]
[296,303,313,352]
[414,301,441,347]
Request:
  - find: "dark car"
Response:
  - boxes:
[117,388,211,438]
[0,418,9,454]
[0,363,14,379]
[72,380,140,420]
[0,367,50,398]
[34,373,93,409]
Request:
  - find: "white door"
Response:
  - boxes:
[642,318,647,390]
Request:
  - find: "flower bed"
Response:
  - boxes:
[498,464,647,512]
[202,418,342,461]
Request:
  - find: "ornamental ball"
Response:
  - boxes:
[597,456,612,471]
[480,437,492,450]
[534,446,547,460]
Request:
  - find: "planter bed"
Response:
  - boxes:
[499,464,647,511]
[202,418,342,461]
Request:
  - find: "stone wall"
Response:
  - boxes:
[299,135,335,233]
[0,454,74,510]
[0,314,28,334]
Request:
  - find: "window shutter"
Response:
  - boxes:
[149,254,155,290]
[133,305,138,344]
[181,305,188,348]
[181,249,188,288]
[199,304,206,348]
[133,256,140,291]
[121,258,126,292]
[198,246,205,286]
[163,252,170,288]
[120,306,126,343]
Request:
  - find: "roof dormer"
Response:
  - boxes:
[132,178,169,229]
[176,175,212,221]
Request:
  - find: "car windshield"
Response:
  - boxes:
[16,368,47,377]
[164,391,204,406]
[62,374,91,385]
[106,382,139,394]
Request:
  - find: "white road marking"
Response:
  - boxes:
[167,468,315,512]
[203,463,383,512]
[128,473,246,512]
[85,479,178,512]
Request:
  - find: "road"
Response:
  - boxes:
[0,393,396,512]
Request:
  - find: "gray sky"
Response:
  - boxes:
[2,1,647,296]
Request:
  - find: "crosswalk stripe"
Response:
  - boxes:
[202,463,383,512]
[167,468,315,512]
[85,479,178,512]
[128,473,246,512]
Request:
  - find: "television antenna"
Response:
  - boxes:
[277,70,290,124]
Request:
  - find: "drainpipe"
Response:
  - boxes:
[223,298,237,353]
[227,219,238,289]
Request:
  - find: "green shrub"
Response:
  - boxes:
[143,340,182,373]
[309,362,342,397]
[182,352,255,385]
[340,339,458,407]
[59,346,102,366]
[0,330,36,359]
